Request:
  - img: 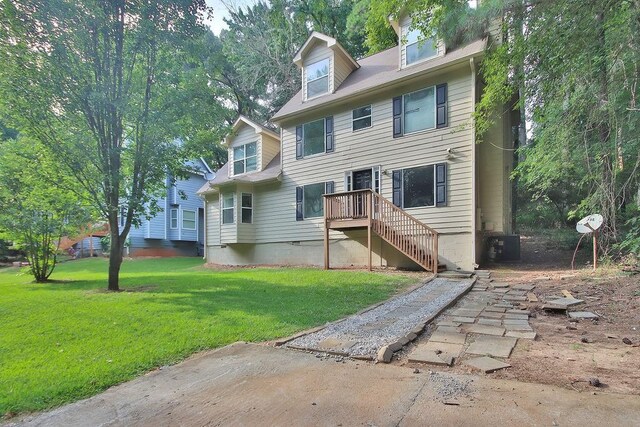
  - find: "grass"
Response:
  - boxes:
[0,257,415,416]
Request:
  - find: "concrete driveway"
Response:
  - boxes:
[8,343,640,427]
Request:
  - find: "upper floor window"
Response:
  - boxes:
[405,28,438,66]
[233,142,257,175]
[404,86,435,134]
[182,210,196,230]
[352,106,372,131]
[306,58,329,98]
[296,116,334,159]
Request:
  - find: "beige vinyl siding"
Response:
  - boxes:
[228,125,261,177]
[206,193,221,246]
[334,53,353,91]
[252,66,474,245]
[261,134,280,167]
[302,42,333,100]
[400,15,445,69]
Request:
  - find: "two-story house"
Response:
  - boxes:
[123,158,214,257]
[199,16,515,272]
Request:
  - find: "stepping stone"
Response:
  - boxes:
[479,312,503,319]
[408,349,453,366]
[542,303,568,311]
[506,290,526,296]
[527,292,539,302]
[429,330,467,345]
[464,356,511,373]
[502,319,530,326]
[416,341,464,358]
[451,308,482,317]
[467,324,506,336]
[435,325,461,334]
[492,283,510,288]
[504,323,533,332]
[547,297,584,307]
[506,309,530,315]
[492,289,509,294]
[317,338,357,351]
[437,320,461,327]
[503,313,529,320]
[452,316,476,324]
[503,295,527,301]
[506,331,537,339]
[568,311,599,319]
[513,284,535,291]
[466,335,518,358]
[495,303,514,309]
[478,318,502,326]
[484,306,506,313]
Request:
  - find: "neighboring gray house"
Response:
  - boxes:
[122,158,214,257]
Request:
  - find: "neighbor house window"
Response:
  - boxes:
[222,194,234,224]
[170,209,178,229]
[182,210,196,230]
[392,163,447,208]
[303,118,325,156]
[403,86,436,134]
[352,105,372,131]
[233,142,257,175]
[241,193,253,224]
[404,27,438,65]
[306,58,329,98]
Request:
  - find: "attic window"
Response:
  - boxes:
[405,28,438,65]
[306,58,329,98]
[233,142,257,175]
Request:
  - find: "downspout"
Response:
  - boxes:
[202,196,207,260]
[470,57,478,268]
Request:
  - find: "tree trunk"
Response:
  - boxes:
[108,227,123,291]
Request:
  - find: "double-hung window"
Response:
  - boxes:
[222,194,234,224]
[306,58,329,99]
[352,106,372,131]
[233,142,257,175]
[241,193,253,224]
[170,209,178,229]
[392,163,447,208]
[404,27,438,66]
[182,210,196,230]
[393,84,447,137]
[296,116,334,158]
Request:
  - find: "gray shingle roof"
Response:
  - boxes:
[197,153,282,194]
[272,39,487,122]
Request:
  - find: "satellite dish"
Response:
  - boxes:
[576,214,603,234]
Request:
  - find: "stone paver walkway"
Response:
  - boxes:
[285,277,474,359]
[408,270,537,371]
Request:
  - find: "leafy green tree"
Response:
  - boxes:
[0,0,211,290]
[0,137,92,282]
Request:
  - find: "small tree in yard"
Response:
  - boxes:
[0,0,210,290]
[0,137,91,282]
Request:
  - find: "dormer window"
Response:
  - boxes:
[405,28,438,66]
[233,142,257,175]
[306,58,329,98]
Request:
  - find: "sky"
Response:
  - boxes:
[205,0,260,35]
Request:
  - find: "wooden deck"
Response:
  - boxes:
[323,189,439,272]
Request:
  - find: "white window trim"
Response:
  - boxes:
[302,117,327,158]
[402,85,438,136]
[170,208,179,229]
[182,209,197,231]
[222,193,235,225]
[305,58,330,100]
[402,26,442,68]
[241,193,253,224]
[352,105,372,132]
[232,142,258,176]
[400,164,437,210]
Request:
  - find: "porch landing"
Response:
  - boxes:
[284,277,474,360]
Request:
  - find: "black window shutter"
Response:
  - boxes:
[436,83,448,129]
[392,97,403,138]
[435,163,447,206]
[392,170,402,207]
[296,125,303,159]
[296,186,304,220]
[325,116,334,153]
[325,181,334,194]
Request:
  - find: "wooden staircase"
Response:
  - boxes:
[323,189,440,272]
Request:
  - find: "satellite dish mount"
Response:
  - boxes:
[572,214,603,272]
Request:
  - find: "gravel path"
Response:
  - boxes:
[287,277,474,358]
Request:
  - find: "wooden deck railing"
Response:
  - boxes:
[323,189,439,272]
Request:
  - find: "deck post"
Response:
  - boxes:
[367,191,372,271]
[324,197,329,270]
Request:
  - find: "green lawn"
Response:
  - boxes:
[0,258,414,415]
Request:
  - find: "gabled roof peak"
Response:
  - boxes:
[293,31,359,70]
[223,115,279,146]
